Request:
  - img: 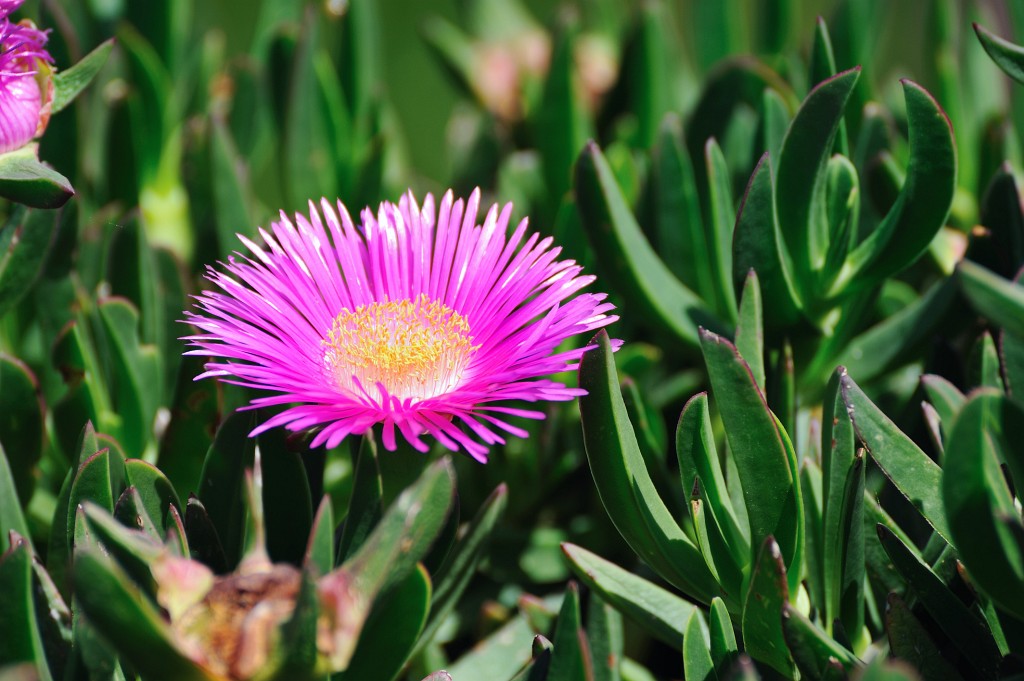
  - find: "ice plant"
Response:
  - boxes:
[185,189,617,461]
[0,0,53,154]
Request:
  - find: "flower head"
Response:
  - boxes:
[185,190,617,461]
[0,0,53,154]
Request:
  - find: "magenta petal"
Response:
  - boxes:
[184,190,618,460]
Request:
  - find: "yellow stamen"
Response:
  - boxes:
[323,294,478,400]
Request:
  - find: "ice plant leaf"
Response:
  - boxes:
[839,371,952,542]
[579,329,719,602]
[51,38,114,114]
[876,525,1002,678]
[959,260,1024,338]
[575,141,720,348]
[0,538,51,680]
[682,611,714,681]
[72,548,217,681]
[838,81,956,293]
[185,190,616,461]
[885,594,963,681]
[741,537,794,676]
[0,147,73,208]
[336,432,383,563]
[781,604,860,677]
[547,582,588,681]
[942,391,1024,621]
[0,444,30,554]
[0,355,44,507]
[0,206,57,319]
[975,23,1024,85]
[561,542,695,649]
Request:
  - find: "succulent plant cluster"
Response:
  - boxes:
[4,1,1024,680]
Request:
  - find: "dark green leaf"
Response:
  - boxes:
[257,428,313,566]
[782,603,860,678]
[920,374,965,434]
[701,329,801,587]
[734,270,765,391]
[579,330,718,601]
[840,81,956,291]
[576,143,723,349]
[732,153,801,328]
[209,117,255,258]
[124,459,181,536]
[0,207,57,318]
[704,139,737,321]
[942,391,1024,620]
[52,39,115,113]
[885,593,963,681]
[0,147,74,208]
[708,597,738,674]
[337,565,432,681]
[0,445,30,554]
[877,525,1002,678]
[418,483,507,654]
[960,260,1024,338]
[683,610,716,681]
[775,67,860,292]
[0,539,50,679]
[975,23,1024,85]
[0,356,44,507]
[587,592,624,681]
[561,542,695,649]
[741,537,793,676]
[337,433,383,563]
[547,583,588,681]
[840,371,952,542]
[196,411,257,567]
[72,549,215,681]
[304,496,334,577]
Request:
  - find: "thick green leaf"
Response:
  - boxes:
[690,479,744,609]
[732,153,801,327]
[820,370,865,638]
[975,23,1024,85]
[343,459,454,603]
[417,483,507,654]
[971,332,1005,391]
[775,67,860,291]
[839,371,952,542]
[337,565,432,681]
[959,260,1024,338]
[0,146,74,209]
[98,299,161,457]
[683,610,716,681]
[209,117,255,259]
[942,391,1024,620]
[877,525,1002,678]
[257,428,314,566]
[0,540,51,681]
[547,583,588,681]
[72,549,215,681]
[0,356,44,506]
[920,374,965,434]
[157,354,221,501]
[304,496,334,577]
[536,27,591,210]
[741,537,793,676]
[183,496,227,574]
[676,393,747,560]
[700,329,800,585]
[708,597,737,674]
[734,270,765,391]
[0,207,57,318]
[972,164,1024,278]
[337,433,383,563]
[561,543,695,649]
[705,139,737,321]
[885,593,964,681]
[0,446,30,554]
[124,459,181,536]
[654,114,709,291]
[782,603,860,677]
[196,411,257,567]
[587,592,624,681]
[839,81,956,292]
[446,614,535,681]
[52,39,115,113]
[576,143,723,349]
[579,330,718,602]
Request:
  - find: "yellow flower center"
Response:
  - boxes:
[323,294,478,401]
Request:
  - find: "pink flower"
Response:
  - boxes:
[184,190,617,461]
[0,3,53,155]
